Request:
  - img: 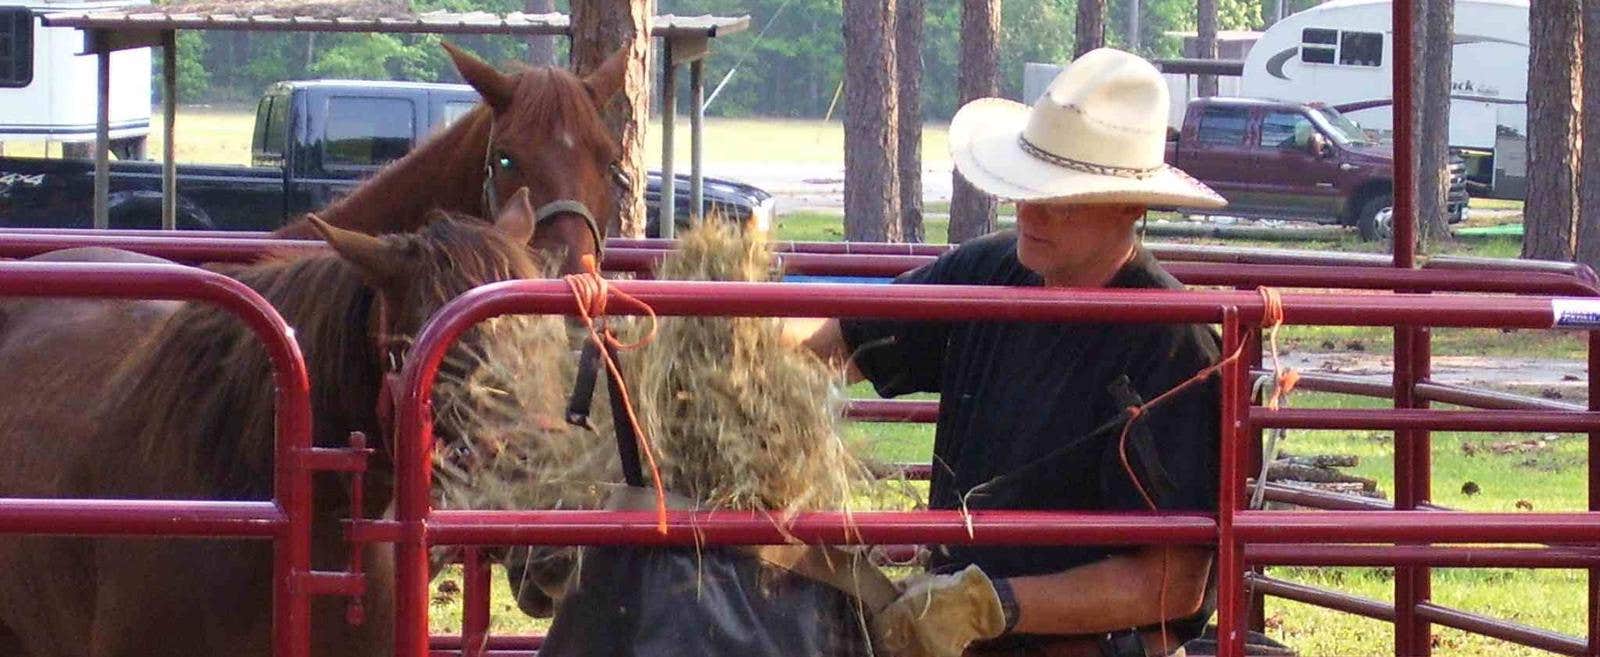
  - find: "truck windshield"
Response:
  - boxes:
[1311,107,1371,146]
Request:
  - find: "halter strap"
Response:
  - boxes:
[371,294,407,458]
[534,200,605,260]
[480,123,606,261]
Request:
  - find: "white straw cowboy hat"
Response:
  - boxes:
[949,47,1227,209]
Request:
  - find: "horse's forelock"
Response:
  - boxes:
[503,66,620,160]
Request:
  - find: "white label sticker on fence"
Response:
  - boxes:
[1552,298,1600,329]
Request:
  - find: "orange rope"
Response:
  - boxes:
[564,255,668,534]
[1113,286,1289,653]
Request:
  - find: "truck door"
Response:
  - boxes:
[1181,104,1257,212]
[295,91,422,210]
[1250,110,1342,220]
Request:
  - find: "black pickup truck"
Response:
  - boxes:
[0,80,774,235]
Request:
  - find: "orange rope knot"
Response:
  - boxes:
[562,261,667,534]
[1255,286,1298,410]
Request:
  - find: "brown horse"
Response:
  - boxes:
[0,192,545,657]
[275,43,630,275]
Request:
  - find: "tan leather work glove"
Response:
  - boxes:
[872,565,1006,657]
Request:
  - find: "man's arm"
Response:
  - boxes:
[1008,545,1212,635]
[783,317,863,381]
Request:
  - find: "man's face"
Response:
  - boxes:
[1015,202,1145,282]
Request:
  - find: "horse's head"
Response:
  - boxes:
[306,189,544,373]
[443,42,630,276]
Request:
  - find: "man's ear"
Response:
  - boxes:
[307,214,405,284]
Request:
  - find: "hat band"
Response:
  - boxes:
[1018,135,1163,180]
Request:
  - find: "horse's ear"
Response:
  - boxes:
[307,214,405,284]
[582,45,630,106]
[443,41,515,113]
[495,187,537,245]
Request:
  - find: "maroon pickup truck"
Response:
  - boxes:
[1165,97,1466,241]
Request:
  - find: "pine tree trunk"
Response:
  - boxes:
[1523,0,1582,261]
[1576,2,1600,270]
[950,0,1000,244]
[1196,0,1218,97]
[1415,0,1455,248]
[571,0,653,239]
[842,0,902,242]
[1074,0,1106,58]
[897,0,926,243]
[526,0,558,67]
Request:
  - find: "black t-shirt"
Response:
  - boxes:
[839,231,1221,620]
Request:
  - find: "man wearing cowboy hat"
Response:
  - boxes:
[790,48,1227,657]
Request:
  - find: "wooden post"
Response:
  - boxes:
[660,45,676,239]
[689,58,705,224]
[162,29,178,231]
[94,33,111,230]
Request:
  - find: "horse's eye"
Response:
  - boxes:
[496,151,517,172]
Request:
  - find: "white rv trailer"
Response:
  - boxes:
[0,0,150,151]
[1239,0,1529,198]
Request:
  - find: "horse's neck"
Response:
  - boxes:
[316,110,489,234]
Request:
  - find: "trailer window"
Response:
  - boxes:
[1339,31,1383,67]
[324,97,414,169]
[441,101,476,128]
[1300,28,1337,65]
[0,7,33,88]
[1196,107,1248,146]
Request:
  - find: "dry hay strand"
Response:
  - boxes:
[157,0,414,20]
[628,222,879,514]
[431,313,618,514]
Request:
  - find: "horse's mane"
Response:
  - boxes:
[99,215,540,500]
[307,65,617,235]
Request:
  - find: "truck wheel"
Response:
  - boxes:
[1356,193,1393,242]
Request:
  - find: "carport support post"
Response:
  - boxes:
[690,58,704,223]
[94,33,111,230]
[162,30,177,231]
[660,45,677,239]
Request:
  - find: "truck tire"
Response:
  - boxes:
[1356,192,1393,242]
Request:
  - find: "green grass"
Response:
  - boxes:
[1468,197,1525,212]
[1256,390,1589,656]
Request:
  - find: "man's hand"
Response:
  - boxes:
[872,565,1006,657]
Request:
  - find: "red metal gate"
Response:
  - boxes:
[382,279,1600,657]
[0,261,318,657]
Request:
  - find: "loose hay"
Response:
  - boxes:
[431,313,617,513]
[632,223,876,513]
[431,222,884,516]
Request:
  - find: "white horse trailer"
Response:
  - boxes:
[1240,0,1529,198]
[0,0,150,153]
